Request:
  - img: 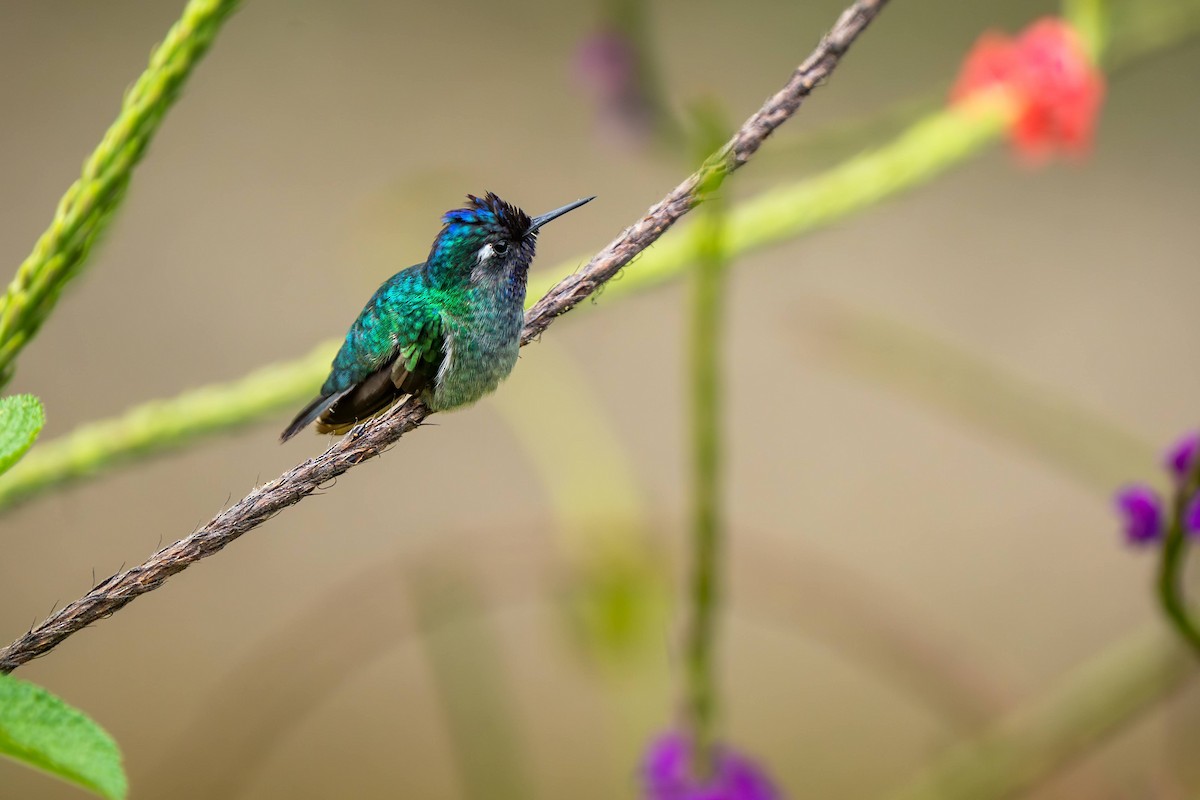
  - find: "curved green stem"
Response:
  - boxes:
[1158,458,1200,657]
[0,0,241,387]
[0,345,332,510]
[1158,531,1200,655]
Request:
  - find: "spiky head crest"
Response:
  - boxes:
[441,192,531,242]
[426,192,537,290]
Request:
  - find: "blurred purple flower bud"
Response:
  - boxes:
[643,731,780,800]
[575,29,655,147]
[1115,485,1163,546]
[1164,431,1200,481]
[577,30,637,102]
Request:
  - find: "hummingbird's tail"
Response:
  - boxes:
[280,390,347,443]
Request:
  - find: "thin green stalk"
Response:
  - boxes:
[0,344,333,510]
[0,0,241,387]
[0,101,1012,514]
[1158,451,1200,657]
[682,113,730,772]
[1063,0,1107,62]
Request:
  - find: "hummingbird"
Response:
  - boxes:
[281,192,594,442]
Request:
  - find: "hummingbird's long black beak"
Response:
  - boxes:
[526,196,595,235]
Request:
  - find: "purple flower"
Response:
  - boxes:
[574,29,656,147]
[1164,431,1200,482]
[642,731,780,800]
[576,30,638,103]
[1115,485,1163,545]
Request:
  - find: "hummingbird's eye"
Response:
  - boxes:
[493,241,510,256]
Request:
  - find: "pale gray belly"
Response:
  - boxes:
[428,313,522,411]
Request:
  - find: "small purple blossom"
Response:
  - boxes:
[1164,431,1200,482]
[642,731,780,800]
[576,30,638,103]
[1115,485,1163,546]
[574,29,656,147]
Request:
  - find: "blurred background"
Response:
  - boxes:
[1,0,1199,797]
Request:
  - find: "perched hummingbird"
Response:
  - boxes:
[281,192,594,442]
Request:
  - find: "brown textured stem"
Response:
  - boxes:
[0,0,890,674]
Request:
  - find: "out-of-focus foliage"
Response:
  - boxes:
[490,341,668,667]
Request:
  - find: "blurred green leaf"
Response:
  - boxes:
[0,674,126,799]
[562,551,669,668]
[0,394,44,476]
[488,342,665,666]
[807,302,1156,493]
[1107,0,1200,69]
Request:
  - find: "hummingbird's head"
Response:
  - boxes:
[429,192,594,290]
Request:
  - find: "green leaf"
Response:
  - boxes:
[0,674,127,799]
[0,394,44,476]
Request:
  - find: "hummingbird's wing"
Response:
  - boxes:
[314,312,444,435]
[280,310,445,442]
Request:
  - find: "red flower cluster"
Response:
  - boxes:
[951,19,1104,161]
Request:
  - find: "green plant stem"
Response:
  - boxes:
[682,121,730,770]
[0,344,333,509]
[0,101,1011,515]
[885,624,1194,800]
[0,0,241,387]
[1063,0,1107,62]
[1158,454,1200,658]
[1158,528,1200,656]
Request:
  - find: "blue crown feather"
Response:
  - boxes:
[441,192,531,239]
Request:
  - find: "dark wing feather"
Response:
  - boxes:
[280,270,447,443]
[310,314,445,436]
[279,387,353,442]
[312,363,411,435]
